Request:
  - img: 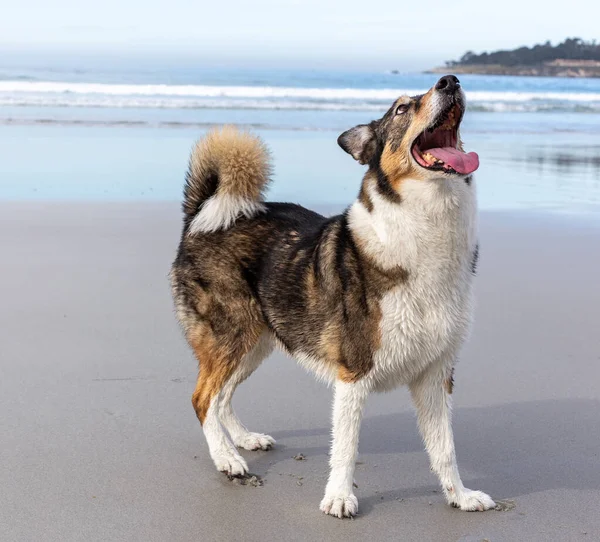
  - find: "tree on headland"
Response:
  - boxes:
[446,38,600,67]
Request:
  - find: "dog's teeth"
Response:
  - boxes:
[422,152,438,165]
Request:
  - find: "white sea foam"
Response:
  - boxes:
[0,95,387,111]
[1,80,600,112]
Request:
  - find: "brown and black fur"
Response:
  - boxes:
[172,201,406,422]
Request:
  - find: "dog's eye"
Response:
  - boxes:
[396,104,409,115]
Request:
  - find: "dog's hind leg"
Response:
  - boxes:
[409,360,495,511]
[189,324,264,476]
[218,331,276,451]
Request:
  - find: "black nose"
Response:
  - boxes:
[435,75,460,94]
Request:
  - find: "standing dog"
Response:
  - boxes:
[170,75,495,518]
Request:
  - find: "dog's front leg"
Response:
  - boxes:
[320,380,368,518]
[409,362,495,511]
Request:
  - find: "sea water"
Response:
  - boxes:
[1,61,600,214]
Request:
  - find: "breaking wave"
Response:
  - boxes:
[2,80,600,113]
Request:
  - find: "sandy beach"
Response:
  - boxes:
[1,201,599,541]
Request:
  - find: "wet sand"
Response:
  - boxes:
[1,202,599,541]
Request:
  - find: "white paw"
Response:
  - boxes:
[320,492,358,519]
[212,451,249,477]
[449,488,495,511]
[233,432,275,451]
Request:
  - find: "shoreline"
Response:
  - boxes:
[3,200,600,229]
[2,123,600,213]
[427,63,600,78]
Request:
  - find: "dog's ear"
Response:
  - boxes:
[337,123,378,165]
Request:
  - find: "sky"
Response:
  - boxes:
[1,0,597,71]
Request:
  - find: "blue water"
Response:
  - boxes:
[3,62,600,93]
[3,65,600,117]
[1,59,600,215]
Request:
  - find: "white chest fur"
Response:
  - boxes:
[348,177,477,391]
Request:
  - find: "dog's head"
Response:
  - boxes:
[338,75,479,190]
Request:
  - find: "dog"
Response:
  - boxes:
[170,75,495,518]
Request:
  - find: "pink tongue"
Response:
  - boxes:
[427,148,480,174]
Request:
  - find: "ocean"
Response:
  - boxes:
[2,61,600,214]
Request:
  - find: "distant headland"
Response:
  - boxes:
[426,38,600,78]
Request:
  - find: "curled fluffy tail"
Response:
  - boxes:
[183,126,272,234]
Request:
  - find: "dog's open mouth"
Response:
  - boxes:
[411,104,479,175]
